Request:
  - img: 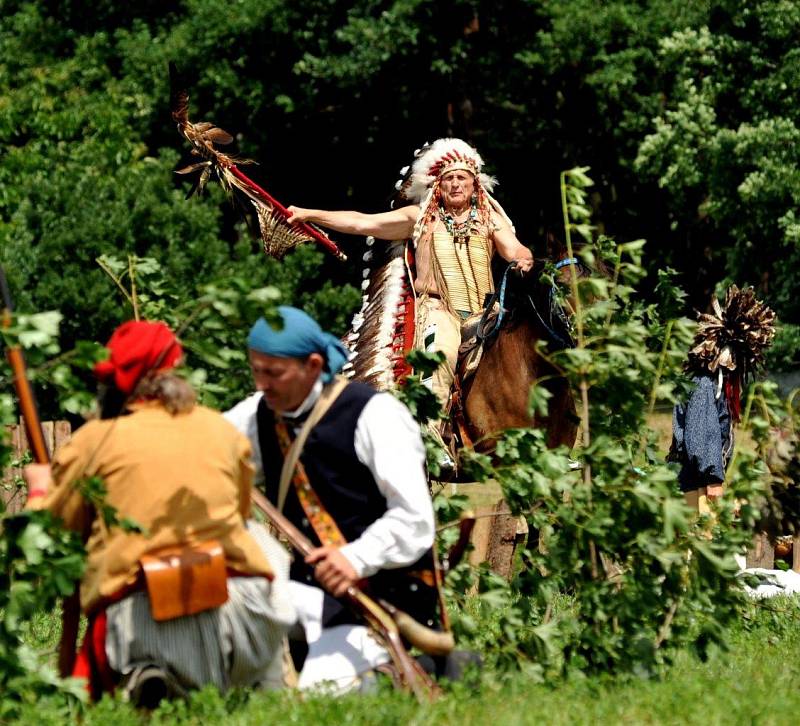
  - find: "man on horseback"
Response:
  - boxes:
[224,307,452,692]
[287,138,533,429]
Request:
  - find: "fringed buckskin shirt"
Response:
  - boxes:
[431,228,494,314]
[28,401,274,613]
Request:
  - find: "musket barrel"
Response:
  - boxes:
[1,263,77,677]
[0,264,50,463]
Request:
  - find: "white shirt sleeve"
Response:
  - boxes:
[338,392,435,578]
[223,392,264,485]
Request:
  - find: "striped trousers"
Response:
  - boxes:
[104,522,296,692]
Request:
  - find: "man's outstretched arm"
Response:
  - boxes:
[287,205,418,241]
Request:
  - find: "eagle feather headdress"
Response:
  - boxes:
[687,285,776,379]
[399,137,497,204]
[388,137,515,244]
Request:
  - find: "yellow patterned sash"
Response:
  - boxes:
[274,418,347,547]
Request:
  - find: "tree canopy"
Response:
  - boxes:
[1,0,798,369]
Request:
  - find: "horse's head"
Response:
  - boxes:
[544,233,599,313]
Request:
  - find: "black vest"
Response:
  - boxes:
[256,381,438,628]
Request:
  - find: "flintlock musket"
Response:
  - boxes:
[0,267,49,464]
[250,488,443,702]
[0,264,81,678]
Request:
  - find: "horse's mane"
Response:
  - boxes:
[490,234,608,352]
[544,232,611,279]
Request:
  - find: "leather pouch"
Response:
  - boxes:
[140,540,228,622]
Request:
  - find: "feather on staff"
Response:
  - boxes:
[169,63,346,262]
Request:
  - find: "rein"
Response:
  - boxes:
[527,256,581,350]
[477,256,581,348]
[527,290,573,350]
[477,262,516,341]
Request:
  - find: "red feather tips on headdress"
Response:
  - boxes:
[400,138,495,205]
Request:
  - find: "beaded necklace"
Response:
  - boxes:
[440,200,479,246]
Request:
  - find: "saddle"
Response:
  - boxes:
[456,301,500,384]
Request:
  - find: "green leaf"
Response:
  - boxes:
[17,523,52,565]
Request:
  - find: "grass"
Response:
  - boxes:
[9,415,780,724]
[10,598,800,725]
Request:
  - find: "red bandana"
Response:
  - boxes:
[94,320,182,395]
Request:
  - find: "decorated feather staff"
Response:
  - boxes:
[169,63,346,262]
[686,285,776,421]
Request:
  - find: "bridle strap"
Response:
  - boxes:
[528,256,580,350]
[554,256,579,270]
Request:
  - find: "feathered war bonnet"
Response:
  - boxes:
[686,285,776,420]
[393,137,515,242]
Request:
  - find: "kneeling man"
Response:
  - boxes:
[225,306,439,692]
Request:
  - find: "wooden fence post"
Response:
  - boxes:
[468,498,528,581]
[745,532,775,569]
[2,420,72,514]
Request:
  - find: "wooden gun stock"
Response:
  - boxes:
[0,264,80,678]
[250,489,441,702]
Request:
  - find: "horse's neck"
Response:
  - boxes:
[466,319,541,421]
[494,319,542,377]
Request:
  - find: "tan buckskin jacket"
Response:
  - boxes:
[28,401,274,613]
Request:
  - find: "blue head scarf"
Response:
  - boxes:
[247,306,350,383]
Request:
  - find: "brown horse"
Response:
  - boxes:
[343,237,593,457]
[456,251,590,454]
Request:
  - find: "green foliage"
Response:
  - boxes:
[9,607,800,724]
[90,252,286,409]
[1,252,287,414]
[767,323,800,370]
[3,0,800,361]
[0,0,360,419]
[391,349,453,480]
[3,0,799,371]
[0,305,107,416]
[0,506,87,716]
[634,2,800,323]
[2,0,800,713]
[392,349,445,425]
[446,170,769,679]
[745,380,800,538]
